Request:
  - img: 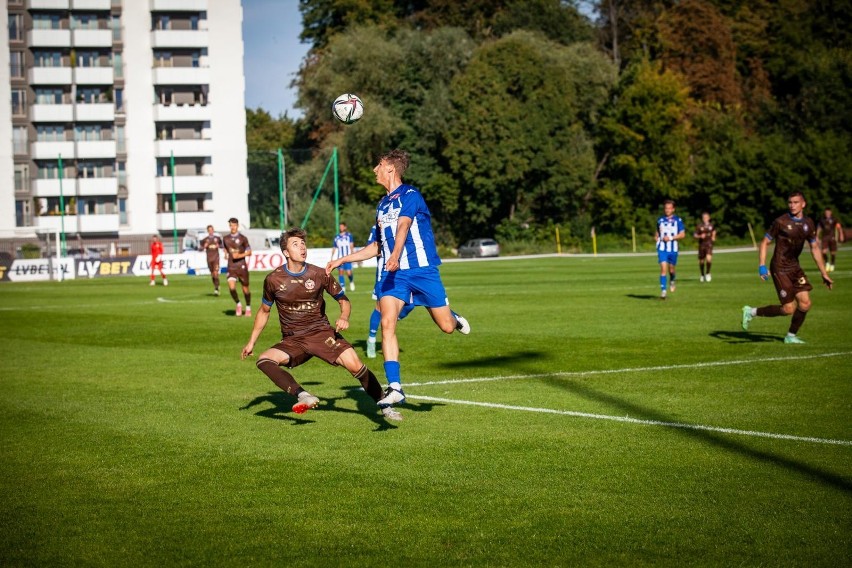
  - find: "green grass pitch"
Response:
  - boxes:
[1,250,850,566]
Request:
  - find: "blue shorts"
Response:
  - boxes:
[338,262,352,271]
[378,266,449,308]
[657,250,678,265]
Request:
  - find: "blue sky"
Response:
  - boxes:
[242,0,308,118]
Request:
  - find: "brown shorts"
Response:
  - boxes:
[771,267,813,304]
[228,264,249,286]
[270,329,353,368]
[207,258,220,274]
[698,243,713,260]
[821,237,837,253]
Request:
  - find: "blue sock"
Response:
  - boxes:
[339,275,345,288]
[384,361,401,390]
[369,309,381,338]
[660,275,667,291]
[399,303,416,320]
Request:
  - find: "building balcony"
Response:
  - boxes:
[75,103,115,122]
[31,140,76,160]
[29,67,73,85]
[154,139,212,158]
[32,177,119,196]
[30,104,74,122]
[75,214,120,233]
[153,103,212,122]
[76,140,116,159]
[72,29,112,48]
[156,175,212,194]
[27,0,70,10]
[32,178,74,197]
[152,66,210,85]
[33,215,70,233]
[71,0,111,9]
[157,211,216,231]
[27,29,72,48]
[77,177,118,195]
[151,0,208,10]
[151,29,209,49]
[73,67,114,85]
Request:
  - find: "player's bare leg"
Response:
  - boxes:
[427,305,470,334]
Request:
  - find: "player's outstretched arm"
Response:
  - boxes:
[326,241,378,275]
[241,304,271,359]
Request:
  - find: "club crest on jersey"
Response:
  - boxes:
[780,290,787,298]
[798,276,807,285]
[304,278,316,290]
[803,224,809,231]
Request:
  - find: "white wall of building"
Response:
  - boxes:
[0,4,15,237]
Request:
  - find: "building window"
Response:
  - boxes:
[74,124,104,141]
[11,89,26,115]
[71,14,99,30]
[36,161,72,180]
[118,197,128,225]
[114,88,124,112]
[154,51,172,67]
[35,88,64,104]
[13,127,28,153]
[154,15,170,30]
[77,87,107,104]
[77,161,107,178]
[77,51,102,67]
[10,51,24,78]
[34,51,63,67]
[37,125,66,142]
[8,14,23,41]
[32,13,62,30]
[16,200,32,227]
[15,165,29,192]
[113,52,123,78]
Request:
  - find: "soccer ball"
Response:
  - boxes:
[332,93,364,124]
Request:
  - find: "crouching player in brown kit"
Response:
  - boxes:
[741,191,833,344]
[240,227,402,421]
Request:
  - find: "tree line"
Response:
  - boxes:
[246,0,852,249]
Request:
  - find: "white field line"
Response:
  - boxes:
[406,394,852,447]
[404,351,852,387]
[403,351,852,447]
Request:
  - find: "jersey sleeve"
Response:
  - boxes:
[365,227,376,246]
[399,187,426,219]
[323,269,345,299]
[677,218,685,233]
[765,218,780,241]
[262,274,275,307]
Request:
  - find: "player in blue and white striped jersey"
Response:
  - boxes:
[364,224,416,359]
[655,199,686,299]
[331,223,356,291]
[326,149,469,409]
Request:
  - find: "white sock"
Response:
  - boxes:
[750,308,757,316]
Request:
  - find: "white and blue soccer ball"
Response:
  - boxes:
[332,93,364,124]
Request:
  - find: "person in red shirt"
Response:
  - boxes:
[150,235,168,286]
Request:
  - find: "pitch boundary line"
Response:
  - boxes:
[404,351,852,387]
[406,395,852,447]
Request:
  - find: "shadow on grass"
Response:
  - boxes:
[544,377,852,494]
[437,350,550,370]
[626,294,663,301]
[709,330,780,344]
[240,388,417,431]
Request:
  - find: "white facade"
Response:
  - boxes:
[0,0,249,243]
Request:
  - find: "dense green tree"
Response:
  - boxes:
[293,25,475,233]
[593,59,691,233]
[445,32,616,236]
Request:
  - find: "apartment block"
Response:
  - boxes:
[0,0,249,255]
